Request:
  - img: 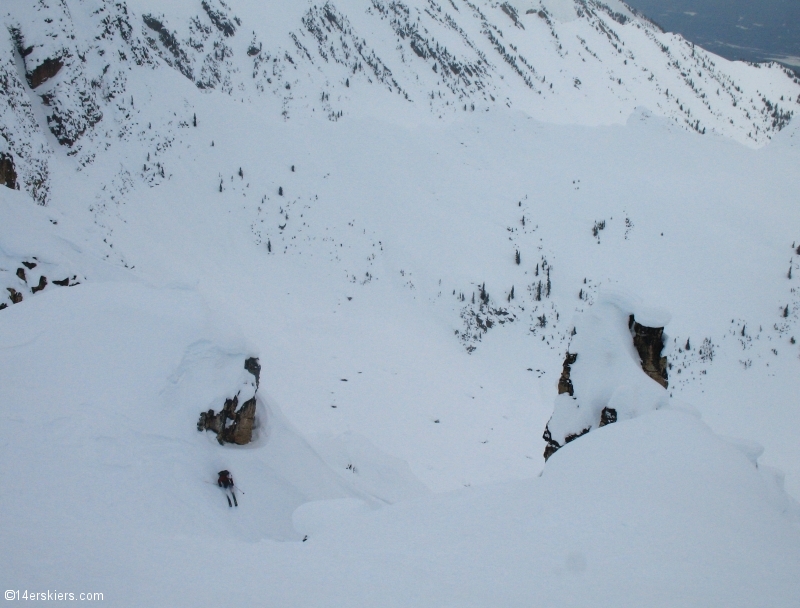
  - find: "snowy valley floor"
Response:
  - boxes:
[2,94,800,605]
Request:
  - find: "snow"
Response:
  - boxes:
[2,0,800,604]
[544,293,669,446]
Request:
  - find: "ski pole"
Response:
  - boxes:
[203,479,245,494]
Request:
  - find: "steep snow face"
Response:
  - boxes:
[0,271,363,544]
[2,0,800,202]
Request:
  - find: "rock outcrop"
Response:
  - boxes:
[599,406,618,427]
[0,153,17,190]
[6,288,23,304]
[1,255,81,311]
[244,356,261,389]
[543,416,588,461]
[630,315,668,388]
[27,56,63,89]
[542,300,669,460]
[557,352,577,396]
[197,357,261,445]
[543,351,580,460]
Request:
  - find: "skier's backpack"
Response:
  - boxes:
[218,470,232,488]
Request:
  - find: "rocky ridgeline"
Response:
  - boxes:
[197,357,261,445]
[2,0,799,206]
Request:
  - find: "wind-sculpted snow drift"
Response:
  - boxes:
[2,0,800,605]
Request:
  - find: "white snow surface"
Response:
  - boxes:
[2,0,800,605]
[545,292,670,446]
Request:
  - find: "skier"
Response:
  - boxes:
[217,470,238,507]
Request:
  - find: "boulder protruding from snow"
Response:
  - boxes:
[1,254,81,311]
[6,287,23,304]
[244,356,261,389]
[542,296,670,460]
[599,406,618,427]
[197,357,261,445]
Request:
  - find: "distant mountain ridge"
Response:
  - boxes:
[1,0,800,204]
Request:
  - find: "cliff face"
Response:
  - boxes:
[0,152,17,190]
[631,314,668,389]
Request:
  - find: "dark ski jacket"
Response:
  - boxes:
[218,470,234,489]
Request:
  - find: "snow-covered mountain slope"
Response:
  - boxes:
[2,0,799,204]
[4,312,799,607]
[1,215,798,604]
[2,1,800,605]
